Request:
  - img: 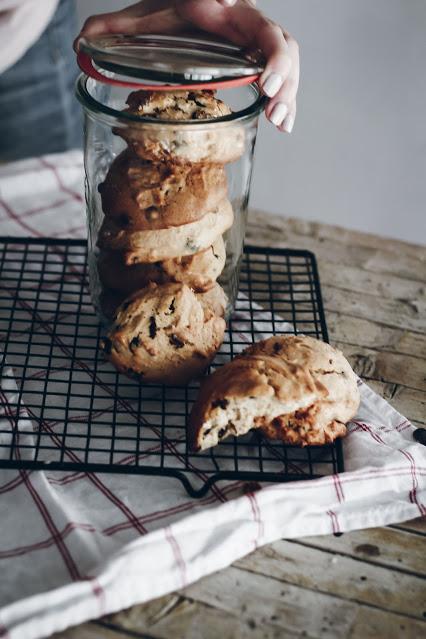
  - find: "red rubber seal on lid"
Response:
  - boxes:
[77,51,260,91]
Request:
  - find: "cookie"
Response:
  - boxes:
[98,150,227,231]
[98,237,226,300]
[115,89,245,164]
[97,198,234,263]
[189,335,360,450]
[99,288,124,321]
[101,282,226,385]
[160,238,226,292]
[198,283,228,319]
[100,275,228,322]
[126,89,232,121]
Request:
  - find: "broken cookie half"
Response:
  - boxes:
[189,335,360,450]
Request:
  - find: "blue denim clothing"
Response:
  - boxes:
[0,0,82,162]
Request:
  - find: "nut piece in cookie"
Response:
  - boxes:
[114,89,245,164]
[98,150,227,231]
[101,282,226,385]
[189,335,360,451]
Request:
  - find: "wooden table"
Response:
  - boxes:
[53,212,426,639]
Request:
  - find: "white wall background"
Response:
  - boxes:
[76,0,426,244]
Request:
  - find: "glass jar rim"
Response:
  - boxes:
[75,73,266,128]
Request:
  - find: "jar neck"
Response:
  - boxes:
[75,74,266,128]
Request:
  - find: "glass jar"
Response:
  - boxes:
[75,36,265,324]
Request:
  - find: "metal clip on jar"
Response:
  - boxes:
[75,35,266,323]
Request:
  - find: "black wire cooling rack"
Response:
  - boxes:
[0,237,344,497]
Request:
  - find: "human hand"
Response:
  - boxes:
[76,0,299,132]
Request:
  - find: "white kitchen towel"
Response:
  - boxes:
[0,152,425,639]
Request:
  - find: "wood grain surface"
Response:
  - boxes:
[52,213,426,639]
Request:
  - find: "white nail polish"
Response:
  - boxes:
[270,103,288,126]
[262,72,283,98]
[283,114,295,133]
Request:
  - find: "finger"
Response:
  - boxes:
[265,35,299,127]
[216,0,255,5]
[265,73,298,118]
[279,100,296,134]
[267,82,297,129]
[218,0,257,5]
[74,14,110,50]
[257,24,293,98]
[75,5,183,51]
[178,2,295,97]
[260,28,299,102]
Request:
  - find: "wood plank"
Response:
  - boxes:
[250,212,425,262]
[348,606,426,639]
[327,313,426,360]
[52,570,426,639]
[181,566,426,638]
[249,211,426,265]
[294,526,426,575]
[365,250,426,284]
[114,600,426,639]
[323,287,425,334]
[392,517,426,536]
[101,594,182,637]
[106,594,297,639]
[363,380,425,425]
[318,260,425,302]
[51,621,135,639]
[247,213,426,282]
[234,540,425,619]
[149,597,295,639]
[334,342,426,392]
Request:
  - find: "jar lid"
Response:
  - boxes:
[77,34,264,90]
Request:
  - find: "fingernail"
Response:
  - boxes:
[270,103,288,126]
[261,72,283,98]
[282,113,295,133]
[220,0,237,5]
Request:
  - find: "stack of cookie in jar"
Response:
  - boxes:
[97,89,244,385]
